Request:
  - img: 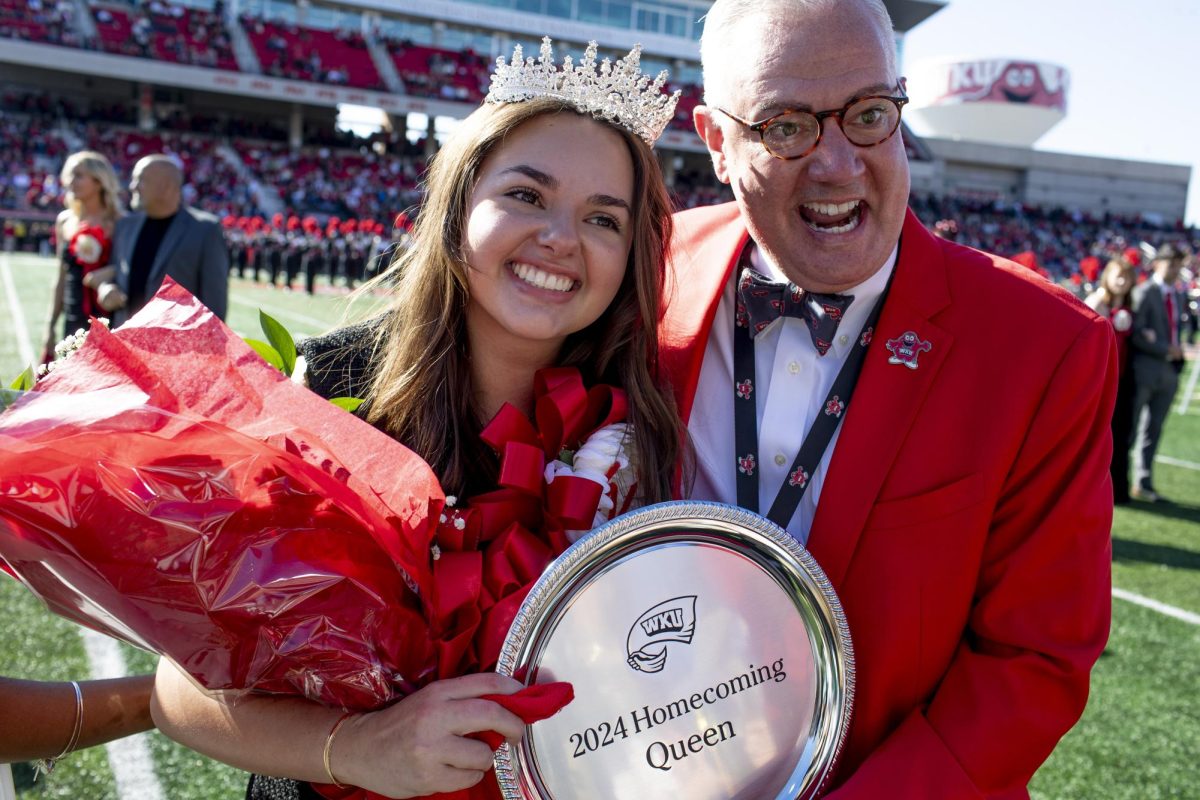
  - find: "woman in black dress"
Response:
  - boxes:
[41,150,123,362]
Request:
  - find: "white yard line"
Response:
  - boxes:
[2,256,162,800]
[1177,357,1198,414]
[1,764,16,800]
[1113,588,1200,626]
[80,630,165,800]
[229,294,329,331]
[0,254,35,369]
[1156,455,1200,471]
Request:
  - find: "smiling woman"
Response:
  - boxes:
[362,88,682,501]
[462,113,635,416]
[149,39,688,800]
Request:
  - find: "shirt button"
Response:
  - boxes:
[787,360,801,374]
[774,454,787,466]
[838,334,849,345]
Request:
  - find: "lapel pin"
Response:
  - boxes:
[885,331,932,370]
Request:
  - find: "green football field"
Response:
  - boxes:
[1,252,1198,799]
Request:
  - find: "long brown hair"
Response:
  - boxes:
[1097,257,1135,308]
[363,97,684,501]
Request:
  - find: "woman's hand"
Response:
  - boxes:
[333,673,526,798]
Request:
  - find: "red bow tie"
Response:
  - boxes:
[737,268,854,356]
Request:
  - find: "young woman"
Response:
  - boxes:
[1085,255,1137,503]
[151,42,684,799]
[42,151,123,361]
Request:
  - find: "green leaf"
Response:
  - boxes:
[259,311,297,377]
[244,338,285,372]
[9,366,34,391]
[329,396,365,413]
[0,388,25,412]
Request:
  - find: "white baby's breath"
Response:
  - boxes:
[42,319,110,377]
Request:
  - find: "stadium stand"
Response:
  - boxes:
[387,41,490,102]
[3,87,1195,283]
[667,82,703,132]
[0,0,1194,286]
[244,16,381,89]
[909,193,1197,278]
[0,114,69,214]
[0,0,82,45]
[92,1,238,70]
[239,139,423,219]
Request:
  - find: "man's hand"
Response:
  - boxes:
[96,282,127,312]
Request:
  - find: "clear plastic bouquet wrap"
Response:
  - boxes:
[0,280,444,710]
[0,280,639,798]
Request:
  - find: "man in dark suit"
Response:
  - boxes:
[661,0,1116,795]
[100,155,229,325]
[1128,244,1186,502]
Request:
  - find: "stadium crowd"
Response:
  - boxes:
[4,95,1198,300]
[1,0,1197,301]
[908,193,1198,282]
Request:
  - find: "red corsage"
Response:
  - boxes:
[68,222,112,317]
[68,222,110,268]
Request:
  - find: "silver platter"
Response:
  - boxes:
[494,501,854,799]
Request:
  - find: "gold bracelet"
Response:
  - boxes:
[35,680,83,779]
[322,712,354,789]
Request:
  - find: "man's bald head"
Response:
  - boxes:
[130,155,183,218]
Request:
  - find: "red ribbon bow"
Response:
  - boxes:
[426,367,628,679]
[315,369,623,800]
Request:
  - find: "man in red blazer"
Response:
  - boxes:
[661,0,1117,796]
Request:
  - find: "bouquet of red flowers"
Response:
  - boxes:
[0,280,624,798]
[2,280,442,710]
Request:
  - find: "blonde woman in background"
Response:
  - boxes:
[1085,255,1137,502]
[41,151,124,362]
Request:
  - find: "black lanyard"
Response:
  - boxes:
[733,248,890,529]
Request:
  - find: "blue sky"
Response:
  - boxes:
[901,0,1199,226]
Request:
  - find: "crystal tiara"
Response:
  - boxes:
[485,37,681,145]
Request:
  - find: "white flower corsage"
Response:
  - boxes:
[544,422,638,543]
[72,232,104,266]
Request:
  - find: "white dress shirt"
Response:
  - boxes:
[688,243,898,544]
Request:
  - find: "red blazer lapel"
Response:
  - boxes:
[807,210,956,589]
[662,203,748,424]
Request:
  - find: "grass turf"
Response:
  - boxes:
[1,252,1197,798]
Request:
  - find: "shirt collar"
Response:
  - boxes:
[749,241,899,308]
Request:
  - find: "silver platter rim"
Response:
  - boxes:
[494,500,856,800]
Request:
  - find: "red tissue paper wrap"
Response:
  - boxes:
[0,280,443,709]
[0,280,581,799]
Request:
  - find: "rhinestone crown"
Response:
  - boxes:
[486,37,681,145]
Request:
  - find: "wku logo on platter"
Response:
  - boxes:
[626,596,698,674]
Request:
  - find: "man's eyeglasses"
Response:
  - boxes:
[715,83,909,161]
